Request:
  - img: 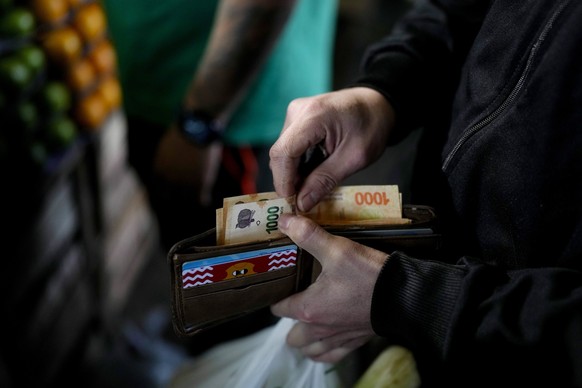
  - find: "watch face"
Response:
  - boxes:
[183,118,210,142]
[180,111,222,145]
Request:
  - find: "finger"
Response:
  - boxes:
[295,147,367,211]
[270,280,315,320]
[269,143,301,198]
[277,214,338,261]
[285,321,369,349]
[309,336,372,364]
[285,321,334,348]
[269,122,325,198]
[296,331,371,362]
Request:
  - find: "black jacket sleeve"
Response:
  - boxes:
[372,253,582,386]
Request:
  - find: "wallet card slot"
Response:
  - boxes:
[181,266,296,296]
[181,272,297,330]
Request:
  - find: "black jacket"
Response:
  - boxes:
[355,0,582,386]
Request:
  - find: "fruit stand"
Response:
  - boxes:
[0,0,153,385]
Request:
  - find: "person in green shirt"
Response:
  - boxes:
[102,0,337,354]
[103,0,337,251]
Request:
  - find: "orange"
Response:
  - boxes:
[88,39,116,75]
[95,75,122,111]
[41,26,83,65]
[75,90,108,130]
[66,58,96,92]
[73,2,106,42]
[30,0,69,24]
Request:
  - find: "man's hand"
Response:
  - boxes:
[153,126,222,206]
[269,87,395,212]
[271,213,389,363]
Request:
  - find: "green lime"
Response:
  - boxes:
[45,115,77,150]
[0,55,33,92]
[15,101,39,132]
[0,7,35,37]
[17,44,46,76]
[38,81,72,114]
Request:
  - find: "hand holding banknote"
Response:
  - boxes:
[187,184,417,366]
[211,186,398,361]
[270,212,388,363]
[268,88,395,212]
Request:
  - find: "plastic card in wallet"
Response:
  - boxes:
[168,205,441,337]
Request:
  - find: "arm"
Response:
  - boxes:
[271,0,582,384]
[271,215,582,385]
[154,0,298,204]
[183,0,297,121]
[373,253,582,385]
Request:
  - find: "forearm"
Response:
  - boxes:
[184,0,297,121]
[372,252,582,385]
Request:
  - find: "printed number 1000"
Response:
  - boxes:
[265,206,280,234]
[354,191,391,206]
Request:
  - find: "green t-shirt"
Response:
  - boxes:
[102,0,337,145]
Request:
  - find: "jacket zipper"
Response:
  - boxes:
[441,0,571,173]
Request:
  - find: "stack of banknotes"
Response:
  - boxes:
[216,185,409,245]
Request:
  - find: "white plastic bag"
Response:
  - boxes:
[169,318,341,388]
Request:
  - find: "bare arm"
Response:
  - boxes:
[154,0,297,203]
[184,0,297,120]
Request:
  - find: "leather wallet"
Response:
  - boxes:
[168,205,440,337]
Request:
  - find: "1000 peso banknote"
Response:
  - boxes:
[223,196,296,244]
[303,185,401,224]
[217,192,281,244]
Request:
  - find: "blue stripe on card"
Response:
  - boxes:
[182,244,297,271]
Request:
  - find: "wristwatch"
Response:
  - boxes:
[176,108,224,146]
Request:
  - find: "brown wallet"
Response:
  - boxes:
[168,205,441,337]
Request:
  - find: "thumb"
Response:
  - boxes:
[278,213,335,265]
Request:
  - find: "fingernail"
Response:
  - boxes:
[299,191,319,212]
[279,213,291,230]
